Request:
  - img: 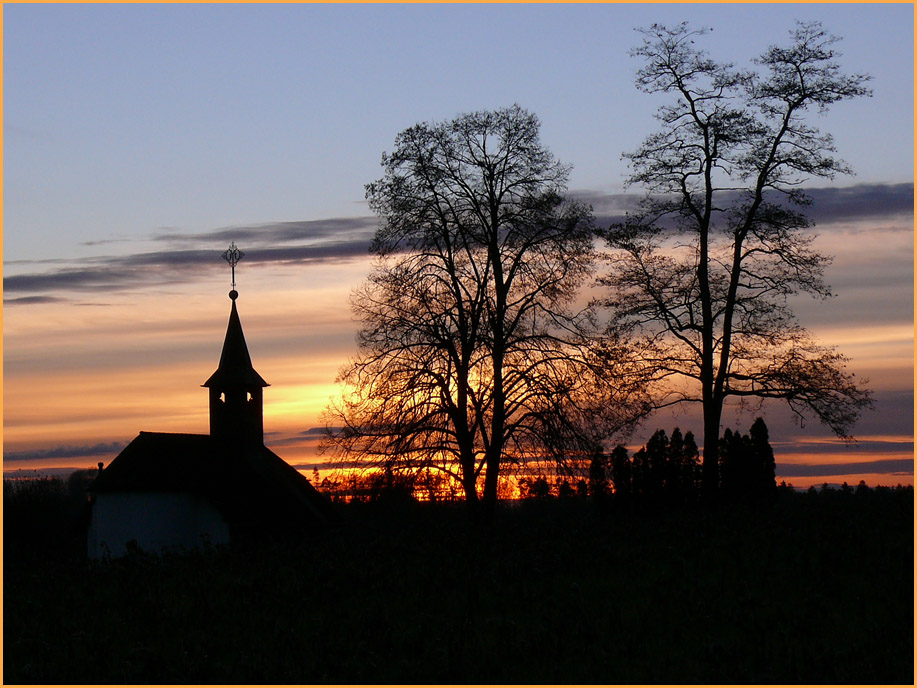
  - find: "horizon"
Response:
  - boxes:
[3,4,913,490]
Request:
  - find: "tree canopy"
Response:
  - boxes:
[324,105,647,516]
[600,22,874,496]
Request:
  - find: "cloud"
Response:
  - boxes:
[299,426,334,437]
[4,441,128,462]
[4,267,143,294]
[151,217,379,247]
[803,184,914,225]
[3,295,67,306]
[579,182,914,228]
[4,232,375,295]
[583,183,914,333]
[4,183,909,298]
[570,190,644,226]
[777,458,913,478]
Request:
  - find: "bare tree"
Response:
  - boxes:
[324,105,646,518]
[601,22,874,497]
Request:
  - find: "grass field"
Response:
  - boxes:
[3,480,913,683]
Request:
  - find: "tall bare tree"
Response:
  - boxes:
[601,22,874,497]
[324,105,646,517]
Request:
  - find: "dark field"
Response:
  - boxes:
[4,481,914,684]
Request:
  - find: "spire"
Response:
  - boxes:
[203,296,269,390]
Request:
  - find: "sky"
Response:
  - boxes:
[3,3,914,489]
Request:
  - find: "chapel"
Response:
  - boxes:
[87,246,335,558]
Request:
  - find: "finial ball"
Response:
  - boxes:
[229,289,239,300]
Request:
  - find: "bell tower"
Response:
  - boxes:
[203,243,269,447]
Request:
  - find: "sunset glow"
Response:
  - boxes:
[3,3,913,491]
[4,208,912,490]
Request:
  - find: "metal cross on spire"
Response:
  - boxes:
[221,242,244,298]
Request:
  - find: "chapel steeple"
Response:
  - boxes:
[203,244,268,446]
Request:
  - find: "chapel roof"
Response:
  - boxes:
[91,431,337,527]
[91,432,216,493]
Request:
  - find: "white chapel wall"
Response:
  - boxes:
[88,491,230,559]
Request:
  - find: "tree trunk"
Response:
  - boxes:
[702,401,721,501]
[462,474,479,505]
[482,451,500,523]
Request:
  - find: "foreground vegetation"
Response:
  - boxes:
[4,478,913,683]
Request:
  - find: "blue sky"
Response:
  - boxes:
[4,3,913,261]
[3,3,914,485]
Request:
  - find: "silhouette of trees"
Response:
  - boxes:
[530,476,551,500]
[518,473,594,501]
[556,479,575,499]
[600,22,874,499]
[588,449,609,502]
[608,444,632,502]
[605,421,778,507]
[719,417,777,502]
[605,427,701,506]
[4,477,90,560]
[666,427,701,503]
[324,105,646,519]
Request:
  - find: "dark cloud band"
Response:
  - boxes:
[4,441,128,462]
[777,458,913,478]
[150,216,379,247]
[579,182,914,227]
[3,295,67,306]
[4,183,911,298]
[4,234,375,296]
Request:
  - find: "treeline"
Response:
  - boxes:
[522,418,778,506]
[316,467,462,504]
[4,468,97,561]
[4,468,912,567]
[316,417,900,507]
[599,417,777,506]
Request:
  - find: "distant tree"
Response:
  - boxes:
[608,444,632,500]
[630,447,650,499]
[639,428,702,504]
[719,428,747,496]
[530,476,551,500]
[418,468,448,502]
[4,477,88,559]
[665,427,686,493]
[748,417,777,496]
[666,428,701,501]
[324,105,646,520]
[66,468,99,499]
[777,480,795,496]
[588,449,609,501]
[642,428,670,501]
[601,21,874,499]
[719,418,777,500]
